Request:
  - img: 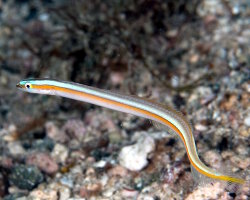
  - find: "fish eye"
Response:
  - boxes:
[25,83,31,89]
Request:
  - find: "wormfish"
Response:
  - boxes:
[16,78,245,185]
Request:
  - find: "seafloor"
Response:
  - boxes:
[0,0,249,200]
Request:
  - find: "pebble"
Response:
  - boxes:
[239,126,250,137]
[51,143,69,164]
[194,123,208,131]
[29,189,57,200]
[189,54,199,63]
[137,195,155,200]
[3,193,27,200]
[0,156,13,168]
[31,138,55,152]
[108,131,123,144]
[68,199,85,200]
[185,182,226,200]
[119,135,155,171]
[100,174,109,186]
[59,176,74,188]
[244,115,250,127]
[45,122,68,143]
[7,142,26,157]
[49,183,71,200]
[93,160,107,168]
[109,71,125,86]
[7,186,27,195]
[39,13,49,21]
[230,156,250,170]
[9,165,43,190]
[203,151,222,169]
[26,152,58,175]
[2,124,17,142]
[121,188,139,199]
[59,187,71,200]
[82,136,109,154]
[108,165,128,177]
[79,183,102,198]
[102,188,115,197]
[220,94,238,111]
[166,29,178,38]
[86,167,95,176]
[62,119,86,141]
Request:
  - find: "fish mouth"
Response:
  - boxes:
[16,83,23,88]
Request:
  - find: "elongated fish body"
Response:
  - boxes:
[16,79,245,184]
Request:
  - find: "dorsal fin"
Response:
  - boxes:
[124,94,193,133]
